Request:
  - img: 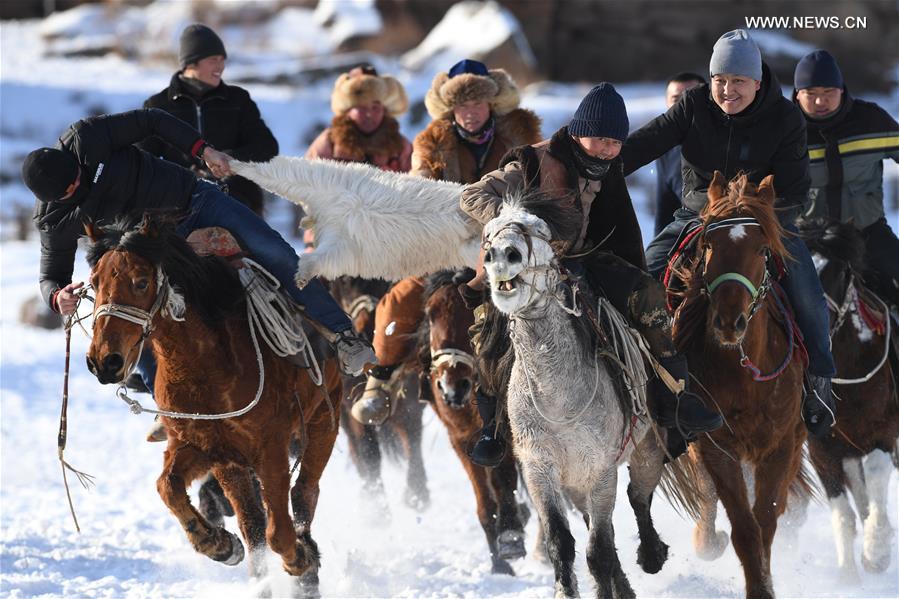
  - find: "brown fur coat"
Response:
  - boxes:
[306,114,412,172]
[410,108,541,184]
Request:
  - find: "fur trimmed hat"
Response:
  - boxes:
[330,65,409,117]
[424,59,521,120]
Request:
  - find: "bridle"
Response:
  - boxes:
[483,220,580,317]
[92,265,180,379]
[430,347,477,374]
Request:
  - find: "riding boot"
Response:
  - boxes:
[803,374,835,438]
[653,354,724,434]
[468,390,507,468]
[352,364,397,425]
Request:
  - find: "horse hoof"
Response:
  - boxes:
[694,529,729,561]
[404,487,430,512]
[637,539,669,574]
[212,529,244,566]
[497,529,527,560]
[285,532,322,577]
[862,551,891,574]
[292,568,321,599]
[490,557,515,576]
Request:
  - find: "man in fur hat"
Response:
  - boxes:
[352,59,542,429]
[139,24,278,216]
[298,64,412,246]
[460,83,724,465]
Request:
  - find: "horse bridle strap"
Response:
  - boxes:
[431,347,477,373]
[707,272,762,299]
[345,295,378,321]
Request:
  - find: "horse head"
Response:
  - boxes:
[798,218,866,307]
[424,271,477,409]
[697,171,788,347]
[483,203,558,316]
[84,213,242,385]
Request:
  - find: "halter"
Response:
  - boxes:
[344,294,379,322]
[701,217,795,382]
[430,347,477,373]
[93,266,176,379]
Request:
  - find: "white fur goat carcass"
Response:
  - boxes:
[230,157,482,284]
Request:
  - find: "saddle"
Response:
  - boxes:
[185,227,322,368]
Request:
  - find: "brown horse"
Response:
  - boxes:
[84,215,342,595]
[798,218,899,581]
[670,173,806,599]
[329,276,430,515]
[422,270,527,575]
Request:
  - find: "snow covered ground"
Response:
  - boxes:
[1,3,898,598]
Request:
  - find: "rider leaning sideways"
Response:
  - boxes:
[792,49,899,307]
[621,29,837,437]
[460,83,725,465]
[21,109,376,387]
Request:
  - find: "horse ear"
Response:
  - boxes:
[757,174,776,205]
[84,222,104,242]
[138,212,162,238]
[708,171,727,203]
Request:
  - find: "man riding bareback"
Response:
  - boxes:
[621,29,837,437]
[461,83,724,466]
[22,108,376,385]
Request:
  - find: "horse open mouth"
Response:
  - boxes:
[495,276,520,294]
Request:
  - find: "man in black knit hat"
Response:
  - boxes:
[793,49,899,307]
[138,24,278,216]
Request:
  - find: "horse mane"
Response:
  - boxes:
[797,217,867,274]
[502,188,583,250]
[85,212,246,324]
[423,268,475,299]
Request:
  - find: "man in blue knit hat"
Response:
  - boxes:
[460,83,723,466]
[793,49,899,308]
[622,29,838,438]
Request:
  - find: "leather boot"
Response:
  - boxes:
[352,364,396,425]
[653,355,723,434]
[803,374,835,438]
[468,390,506,467]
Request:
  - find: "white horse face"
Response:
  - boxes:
[483,207,556,315]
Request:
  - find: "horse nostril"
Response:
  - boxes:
[86,355,97,374]
[713,314,724,330]
[506,247,522,264]
[102,353,124,374]
[436,379,445,393]
[735,314,748,333]
[484,248,494,263]
[457,379,471,399]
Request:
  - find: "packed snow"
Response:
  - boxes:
[1,2,898,597]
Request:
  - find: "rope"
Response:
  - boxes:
[832,293,892,385]
[737,288,797,382]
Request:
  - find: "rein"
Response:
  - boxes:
[824,270,892,385]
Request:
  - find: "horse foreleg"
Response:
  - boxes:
[157,443,244,565]
[254,446,306,577]
[520,457,578,598]
[844,456,870,522]
[688,445,729,560]
[586,469,634,599]
[211,463,268,582]
[810,441,860,582]
[626,432,669,574]
[751,442,800,569]
[490,452,527,562]
[701,447,772,599]
[340,395,385,495]
[861,449,895,573]
[395,392,430,511]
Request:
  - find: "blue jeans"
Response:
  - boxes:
[645,208,836,378]
[136,181,352,394]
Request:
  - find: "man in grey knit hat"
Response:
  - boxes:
[622,29,838,438]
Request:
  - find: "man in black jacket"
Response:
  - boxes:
[138,24,278,216]
[622,29,837,437]
[23,108,375,385]
[793,50,899,306]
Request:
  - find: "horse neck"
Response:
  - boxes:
[150,306,239,377]
[509,301,594,386]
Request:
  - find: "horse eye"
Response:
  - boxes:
[758,247,769,256]
[135,279,149,291]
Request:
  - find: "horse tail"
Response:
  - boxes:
[790,444,824,505]
[657,443,707,521]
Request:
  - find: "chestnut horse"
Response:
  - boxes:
[421,269,527,575]
[798,218,898,581]
[329,276,430,515]
[84,215,342,595]
[670,173,806,599]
